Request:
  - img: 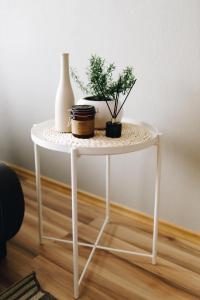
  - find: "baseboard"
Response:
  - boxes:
[3,161,200,246]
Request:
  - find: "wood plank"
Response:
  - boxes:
[0,165,200,299]
[90,217,200,274]
[77,222,200,298]
[39,241,199,300]
[5,161,200,245]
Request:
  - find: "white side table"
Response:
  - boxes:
[31,120,161,299]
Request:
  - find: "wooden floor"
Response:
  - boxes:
[0,174,200,300]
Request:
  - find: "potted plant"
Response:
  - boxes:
[71,55,136,133]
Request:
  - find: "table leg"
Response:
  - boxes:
[34,143,43,245]
[106,155,110,221]
[152,137,161,264]
[71,148,79,299]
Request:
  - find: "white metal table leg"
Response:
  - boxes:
[34,143,43,245]
[106,155,110,221]
[152,136,161,264]
[71,148,79,299]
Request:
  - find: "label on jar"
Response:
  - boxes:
[72,119,94,136]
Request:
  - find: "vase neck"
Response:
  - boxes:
[60,53,70,81]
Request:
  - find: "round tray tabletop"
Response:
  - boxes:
[31,120,159,155]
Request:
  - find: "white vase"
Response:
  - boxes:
[77,97,123,129]
[55,53,74,132]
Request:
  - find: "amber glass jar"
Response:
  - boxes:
[71,105,95,138]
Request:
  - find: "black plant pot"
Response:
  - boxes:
[106,121,122,138]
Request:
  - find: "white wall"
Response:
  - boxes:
[0,0,200,232]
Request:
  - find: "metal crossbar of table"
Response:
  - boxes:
[31,119,161,299]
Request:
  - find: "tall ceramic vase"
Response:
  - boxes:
[55,53,74,132]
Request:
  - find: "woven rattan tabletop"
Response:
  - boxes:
[31,120,159,155]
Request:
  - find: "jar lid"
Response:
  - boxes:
[72,104,95,111]
[71,105,95,116]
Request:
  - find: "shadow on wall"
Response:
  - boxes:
[0,95,15,162]
[164,92,200,169]
[158,92,200,230]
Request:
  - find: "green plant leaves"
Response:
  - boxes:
[71,54,137,118]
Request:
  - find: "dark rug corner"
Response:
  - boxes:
[0,272,57,300]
